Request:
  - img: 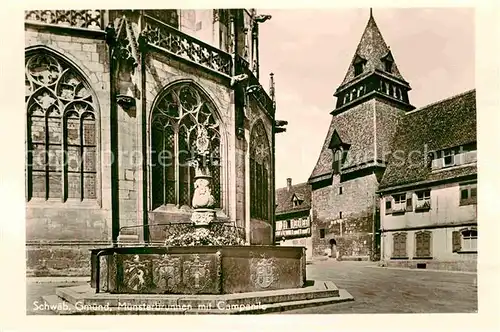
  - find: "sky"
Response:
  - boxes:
[256,8,475,189]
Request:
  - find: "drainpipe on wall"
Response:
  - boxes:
[372,191,382,261]
[372,193,376,261]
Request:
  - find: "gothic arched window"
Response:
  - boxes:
[25,52,98,201]
[250,122,271,221]
[151,83,222,209]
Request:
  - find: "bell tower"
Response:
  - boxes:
[309,10,415,261]
[333,11,414,114]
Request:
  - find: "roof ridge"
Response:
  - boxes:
[405,89,476,115]
[276,182,310,190]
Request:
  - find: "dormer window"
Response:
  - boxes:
[353,55,367,77]
[383,59,393,73]
[292,194,303,207]
[354,63,363,76]
[443,150,455,167]
[381,51,395,74]
[430,143,477,171]
[329,130,349,173]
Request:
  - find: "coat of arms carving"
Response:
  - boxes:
[123,254,148,292]
[182,254,212,293]
[152,255,181,292]
[250,255,277,289]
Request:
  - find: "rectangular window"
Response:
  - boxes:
[286,220,291,229]
[275,221,282,231]
[443,150,455,167]
[338,186,343,195]
[339,211,342,219]
[392,193,406,212]
[415,189,431,211]
[462,229,477,251]
[319,229,326,239]
[406,193,413,212]
[460,182,477,206]
[385,198,392,214]
[461,188,468,200]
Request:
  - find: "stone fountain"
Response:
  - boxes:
[45,124,353,314]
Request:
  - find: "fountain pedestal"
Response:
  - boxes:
[90,245,306,294]
[190,164,217,227]
[89,125,305,295]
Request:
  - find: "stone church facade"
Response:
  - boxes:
[308,12,476,266]
[24,9,278,276]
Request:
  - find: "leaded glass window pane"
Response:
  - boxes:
[25,52,98,201]
[151,83,222,209]
[250,121,271,221]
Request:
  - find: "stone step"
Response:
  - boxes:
[40,295,78,315]
[57,281,340,308]
[42,289,354,315]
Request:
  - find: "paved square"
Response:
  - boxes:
[280,260,477,314]
[26,261,477,314]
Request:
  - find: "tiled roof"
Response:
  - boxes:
[308,102,376,182]
[339,14,407,88]
[379,90,477,190]
[275,182,311,215]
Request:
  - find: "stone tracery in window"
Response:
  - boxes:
[25,52,98,201]
[250,121,271,221]
[151,83,222,209]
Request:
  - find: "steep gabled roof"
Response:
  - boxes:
[379,89,477,190]
[308,103,376,182]
[275,182,311,215]
[339,13,407,88]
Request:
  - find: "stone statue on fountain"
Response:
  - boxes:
[164,123,244,246]
[189,125,218,227]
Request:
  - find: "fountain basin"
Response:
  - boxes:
[90,246,306,295]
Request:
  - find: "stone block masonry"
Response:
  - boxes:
[25,28,112,275]
[24,11,276,276]
[311,173,378,258]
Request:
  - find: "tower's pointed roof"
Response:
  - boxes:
[340,11,406,87]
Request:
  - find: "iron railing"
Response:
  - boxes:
[117,221,246,244]
[142,14,233,76]
[25,10,104,30]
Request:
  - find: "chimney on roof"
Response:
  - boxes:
[287,178,292,191]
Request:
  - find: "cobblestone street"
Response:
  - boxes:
[282,260,477,314]
[26,260,477,315]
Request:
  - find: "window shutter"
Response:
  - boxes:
[406,193,413,212]
[393,234,399,257]
[415,234,422,257]
[452,231,461,252]
[423,233,431,256]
